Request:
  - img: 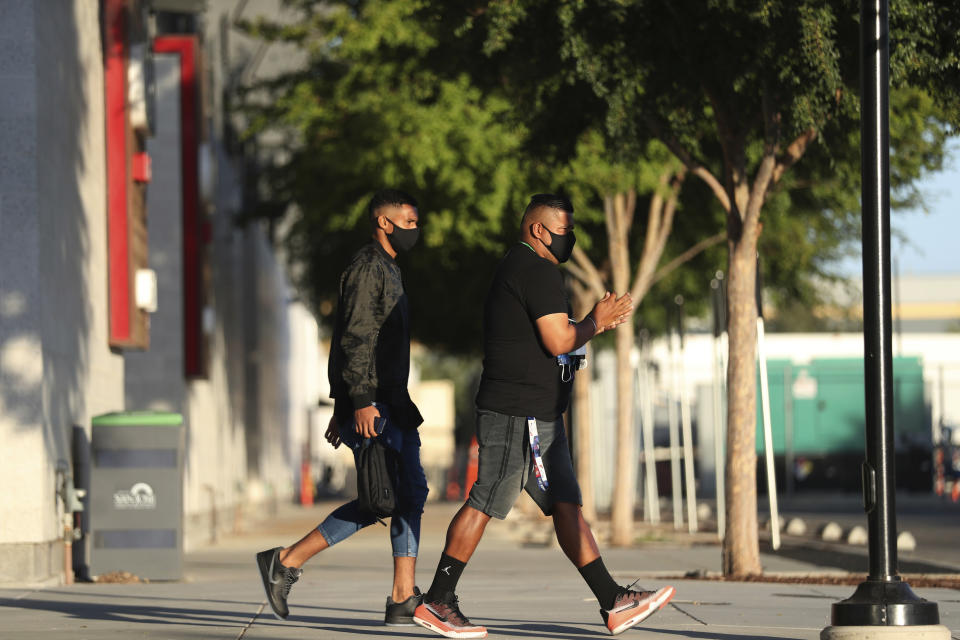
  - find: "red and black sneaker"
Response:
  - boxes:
[600,585,675,635]
[413,594,487,639]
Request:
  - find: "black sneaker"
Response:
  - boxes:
[256,547,302,620]
[384,586,422,626]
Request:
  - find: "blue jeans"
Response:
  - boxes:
[316,404,428,557]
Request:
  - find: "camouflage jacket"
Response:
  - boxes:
[328,242,423,430]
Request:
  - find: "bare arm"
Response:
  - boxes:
[535,292,634,356]
[535,313,597,356]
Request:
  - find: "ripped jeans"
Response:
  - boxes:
[316,404,429,557]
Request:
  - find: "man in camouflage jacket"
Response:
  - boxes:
[257,189,429,627]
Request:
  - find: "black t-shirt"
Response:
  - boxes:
[475,244,573,420]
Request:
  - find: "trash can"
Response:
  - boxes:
[89,411,184,580]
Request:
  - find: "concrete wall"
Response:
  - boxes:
[125,54,185,414]
[199,0,329,509]
[0,1,124,582]
[0,0,328,581]
[287,301,327,472]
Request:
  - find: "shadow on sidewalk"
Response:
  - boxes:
[642,630,809,640]
[1,594,713,639]
[0,596,252,629]
[485,622,607,638]
[0,595,438,636]
[27,588,396,615]
[765,540,960,574]
[24,589,263,608]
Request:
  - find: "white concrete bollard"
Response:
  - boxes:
[785,517,807,536]
[696,502,713,522]
[897,531,917,552]
[846,525,869,546]
[820,522,843,542]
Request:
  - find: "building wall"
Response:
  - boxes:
[124,49,316,548]
[0,1,124,582]
[0,0,327,582]
[287,301,327,469]
[200,0,325,508]
[0,0,42,559]
[125,53,185,414]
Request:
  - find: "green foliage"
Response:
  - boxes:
[238,0,727,351]
[238,0,533,352]
[483,0,959,315]
[238,0,959,353]
[557,131,725,332]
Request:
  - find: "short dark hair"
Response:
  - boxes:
[521,193,574,229]
[524,193,574,218]
[367,189,418,226]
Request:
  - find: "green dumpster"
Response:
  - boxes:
[89,412,184,580]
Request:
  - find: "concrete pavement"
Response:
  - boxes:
[1,501,958,640]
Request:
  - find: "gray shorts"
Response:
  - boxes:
[466,409,582,519]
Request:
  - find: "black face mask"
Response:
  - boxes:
[543,228,575,263]
[387,223,420,253]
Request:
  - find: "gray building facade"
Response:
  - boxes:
[0,0,324,584]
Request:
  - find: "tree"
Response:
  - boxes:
[517,0,960,575]
[242,4,958,569]
[557,132,726,542]
[237,1,532,352]
[241,1,729,531]
[461,4,730,537]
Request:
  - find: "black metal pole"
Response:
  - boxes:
[830,0,939,626]
[861,0,895,583]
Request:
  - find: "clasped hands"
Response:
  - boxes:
[590,291,634,334]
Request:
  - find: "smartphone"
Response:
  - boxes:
[374,416,387,436]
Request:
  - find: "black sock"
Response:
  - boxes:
[578,557,621,610]
[426,553,466,603]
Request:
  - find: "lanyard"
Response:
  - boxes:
[526,417,549,491]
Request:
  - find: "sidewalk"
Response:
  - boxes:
[1,501,958,639]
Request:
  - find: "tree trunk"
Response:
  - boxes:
[571,344,596,522]
[564,175,703,545]
[570,284,597,522]
[719,137,775,575]
[721,236,761,575]
[609,192,637,546]
[610,321,636,545]
[655,115,811,576]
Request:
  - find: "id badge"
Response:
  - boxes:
[527,417,549,491]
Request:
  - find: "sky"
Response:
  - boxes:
[840,140,960,277]
[838,140,960,278]
[808,139,960,278]
[891,140,960,275]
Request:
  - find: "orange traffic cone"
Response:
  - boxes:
[935,450,945,497]
[300,460,314,506]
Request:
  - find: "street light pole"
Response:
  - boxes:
[828,0,941,630]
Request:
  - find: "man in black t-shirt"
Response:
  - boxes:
[473,234,575,421]
[413,195,676,638]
